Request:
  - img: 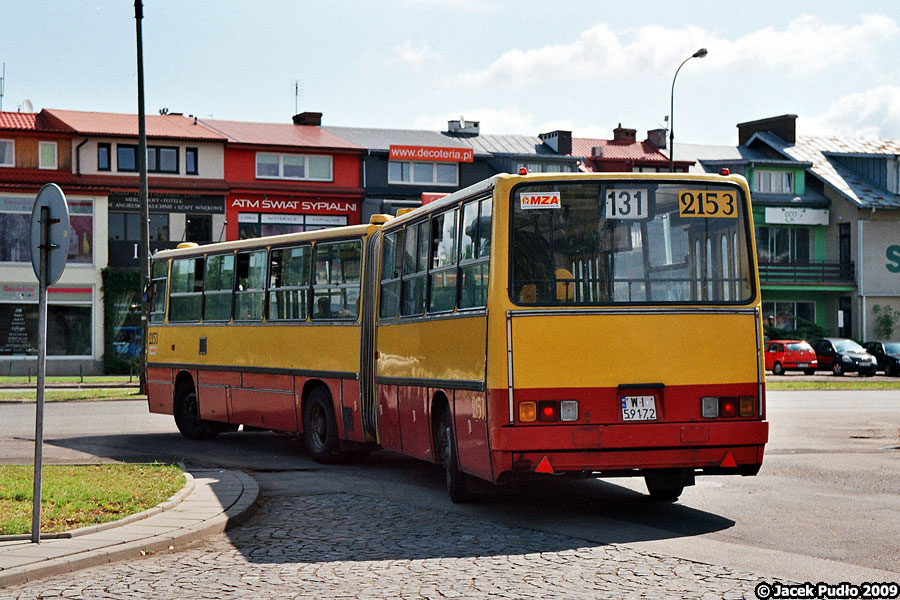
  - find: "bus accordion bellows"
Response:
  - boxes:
[146,172,768,503]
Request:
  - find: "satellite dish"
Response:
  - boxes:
[22,99,34,112]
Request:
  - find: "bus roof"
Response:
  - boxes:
[151,223,374,260]
[382,171,749,230]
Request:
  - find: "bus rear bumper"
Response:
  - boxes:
[489,420,767,476]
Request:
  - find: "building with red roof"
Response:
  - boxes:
[199,112,365,240]
[571,125,694,173]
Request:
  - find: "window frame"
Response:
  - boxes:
[0,139,14,167]
[168,256,204,322]
[97,142,111,172]
[255,152,333,182]
[755,170,793,194]
[185,147,198,175]
[457,196,492,310]
[311,239,363,321]
[39,141,58,170]
[147,145,179,174]
[267,244,312,321]
[117,144,138,172]
[234,249,267,322]
[202,252,235,322]
[149,260,169,323]
[388,160,458,186]
[427,207,459,314]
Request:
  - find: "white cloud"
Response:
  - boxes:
[394,41,440,68]
[801,85,900,139]
[458,14,899,86]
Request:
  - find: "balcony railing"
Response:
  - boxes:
[758,260,854,284]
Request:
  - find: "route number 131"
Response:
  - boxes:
[605,189,648,220]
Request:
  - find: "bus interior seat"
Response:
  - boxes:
[555,268,574,301]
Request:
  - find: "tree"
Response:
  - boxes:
[872,304,899,340]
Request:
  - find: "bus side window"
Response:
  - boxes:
[459,198,491,309]
[169,257,203,322]
[269,245,310,321]
[312,240,361,320]
[149,260,169,323]
[379,231,401,319]
[203,253,235,321]
[400,222,427,317]
[235,249,266,321]
[428,208,458,313]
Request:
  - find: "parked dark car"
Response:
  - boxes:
[764,340,818,375]
[812,338,878,376]
[862,341,900,376]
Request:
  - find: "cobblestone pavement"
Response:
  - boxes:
[1,492,770,599]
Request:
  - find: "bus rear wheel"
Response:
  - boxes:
[174,390,219,440]
[436,408,474,504]
[303,386,339,463]
[644,473,685,502]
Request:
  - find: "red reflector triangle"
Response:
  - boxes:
[720,451,738,468]
[535,456,554,474]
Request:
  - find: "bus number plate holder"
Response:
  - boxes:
[620,395,657,421]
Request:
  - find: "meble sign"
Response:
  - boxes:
[520,191,561,209]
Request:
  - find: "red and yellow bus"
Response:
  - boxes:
[147,172,768,502]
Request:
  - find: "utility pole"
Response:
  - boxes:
[135,1,150,394]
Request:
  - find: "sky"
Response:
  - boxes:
[2,1,900,146]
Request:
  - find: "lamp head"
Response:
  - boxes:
[693,48,708,58]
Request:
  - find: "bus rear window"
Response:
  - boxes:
[510,181,754,305]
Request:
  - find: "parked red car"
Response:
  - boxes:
[764,340,818,375]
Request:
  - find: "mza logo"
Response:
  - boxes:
[520,191,561,210]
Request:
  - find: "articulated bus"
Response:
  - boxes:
[146,172,768,502]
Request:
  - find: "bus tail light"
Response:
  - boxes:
[519,402,537,423]
[701,396,756,418]
[560,400,579,422]
[538,400,559,422]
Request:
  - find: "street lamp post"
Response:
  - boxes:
[669,48,708,173]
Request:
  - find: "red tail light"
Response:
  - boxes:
[538,400,559,422]
[719,397,737,417]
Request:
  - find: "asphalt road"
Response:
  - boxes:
[1,390,898,584]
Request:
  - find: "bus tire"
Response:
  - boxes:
[644,474,685,502]
[436,408,474,504]
[174,389,219,440]
[303,386,339,463]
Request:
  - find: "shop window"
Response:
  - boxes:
[763,301,815,330]
[109,212,168,242]
[268,245,311,321]
[186,215,212,243]
[185,147,198,175]
[0,139,13,167]
[235,250,266,321]
[0,197,93,264]
[97,143,111,171]
[255,152,333,181]
[312,240,361,320]
[388,161,458,186]
[39,142,57,170]
[0,303,92,356]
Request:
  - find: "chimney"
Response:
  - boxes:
[539,130,572,155]
[292,111,322,126]
[646,128,666,149]
[737,114,797,146]
[612,124,637,143]
[446,117,480,137]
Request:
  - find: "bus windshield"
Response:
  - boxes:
[511,180,754,305]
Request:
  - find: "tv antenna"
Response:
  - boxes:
[294,79,300,114]
[0,63,5,112]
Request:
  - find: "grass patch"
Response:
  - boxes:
[0,375,137,385]
[0,463,184,535]
[0,388,146,402]
[767,379,900,391]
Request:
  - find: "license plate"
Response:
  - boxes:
[798,363,808,368]
[621,395,657,421]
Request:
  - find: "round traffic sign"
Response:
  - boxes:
[30,183,71,286]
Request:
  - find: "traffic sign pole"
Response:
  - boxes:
[29,184,70,544]
[31,206,51,544]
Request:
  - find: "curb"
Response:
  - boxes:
[0,469,259,588]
